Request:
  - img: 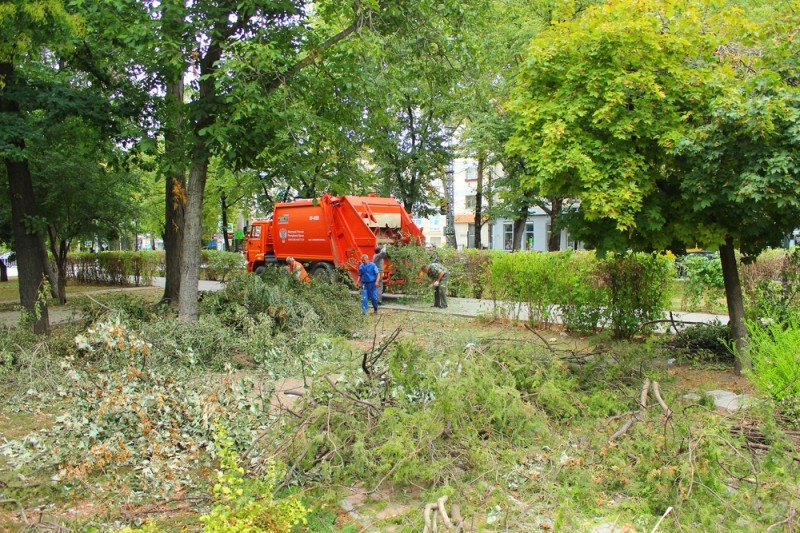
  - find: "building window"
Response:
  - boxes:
[524,223,534,250]
[503,223,513,251]
[465,166,477,181]
[465,195,476,210]
[467,224,475,248]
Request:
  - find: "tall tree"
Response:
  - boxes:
[509,0,800,372]
[29,118,139,303]
[1,0,82,333]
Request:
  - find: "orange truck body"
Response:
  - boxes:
[244,194,424,286]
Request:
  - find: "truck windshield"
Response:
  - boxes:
[250,225,261,238]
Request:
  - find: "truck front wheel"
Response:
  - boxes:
[310,262,336,282]
[254,264,267,276]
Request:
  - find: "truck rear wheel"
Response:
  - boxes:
[254,264,267,276]
[310,262,336,282]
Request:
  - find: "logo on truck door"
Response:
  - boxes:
[279,228,287,243]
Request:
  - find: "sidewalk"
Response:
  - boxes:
[379,294,729,329]
[0,277,728,330]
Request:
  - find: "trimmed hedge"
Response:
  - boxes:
[65,250,244,286]
[67,252,162,286]
[434,249,673,339]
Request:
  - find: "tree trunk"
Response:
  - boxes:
[178,155,209,321]
[5,157,51,333]
[221,191,230,252]
[161,76,186,307]
[47,226,68,304]
[719,236,749,374]
[473,156,484,249]
[547,197,563,252]
[2,62,50,333]
[0,259,6,282]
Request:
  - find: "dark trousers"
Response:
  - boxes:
[433,281,448,308]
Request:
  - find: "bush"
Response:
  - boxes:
[741,248,800,322]
[202,250,245,282]
[747,316,800,402]
[598,252,673,339]
[660,321,734,364]
[67,251,162,286]
[431,247,494,299]
[680,254,723,311]
[555,252,607,334]
[487,251,573,326]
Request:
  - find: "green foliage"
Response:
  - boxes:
[485,250,671,337]
[661,321,734,364]
[432,247,493,299]
[2,322,271,500]
[747,316,800,402]
[741,248,800,322]
[203,250,245,282]
[200,425,308,533]
[488,250,573,326]
[203,271,358,337]
[68,251,162,286]
[598,253,674,339]
[380,243,431,296]
[680,254,724,310]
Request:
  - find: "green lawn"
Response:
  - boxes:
[0,279,161,307]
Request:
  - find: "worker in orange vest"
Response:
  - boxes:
[286,257,310,283]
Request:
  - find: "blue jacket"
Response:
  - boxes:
[358,262,380,284]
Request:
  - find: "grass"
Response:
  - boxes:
[1,284,797,532]
[0,278,162,311]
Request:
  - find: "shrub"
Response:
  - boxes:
[660,321,734,364]
[200,425,308,532]
[555,252,607,334]
[598,252,673,339]
[680,254,723,311]
[203,250,245,282]
[487,251,572,326]
[432,248,494,299]
[741,248,800,322]
[67,251,162,286]
[747,316,800,402]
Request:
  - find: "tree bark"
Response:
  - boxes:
[47,226,68,304]
[161,77,186,307]
[0,259,6,282]
[473,156,484,249]
[2,61,50,333]
[547,197,563,252]
[221,191,229,252]
[178,155,209,321]
[719,236,749,374]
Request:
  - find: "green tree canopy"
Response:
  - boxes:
[508,0,800,370]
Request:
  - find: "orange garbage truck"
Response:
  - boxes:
[244,194,425,287]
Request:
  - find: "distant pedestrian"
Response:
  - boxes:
[373,245,388,304]
[421,262,449,309]
[286,257,310,283]
[358,253,380,315]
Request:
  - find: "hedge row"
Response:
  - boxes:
[432,248,674,339]
[65,250,244,286]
